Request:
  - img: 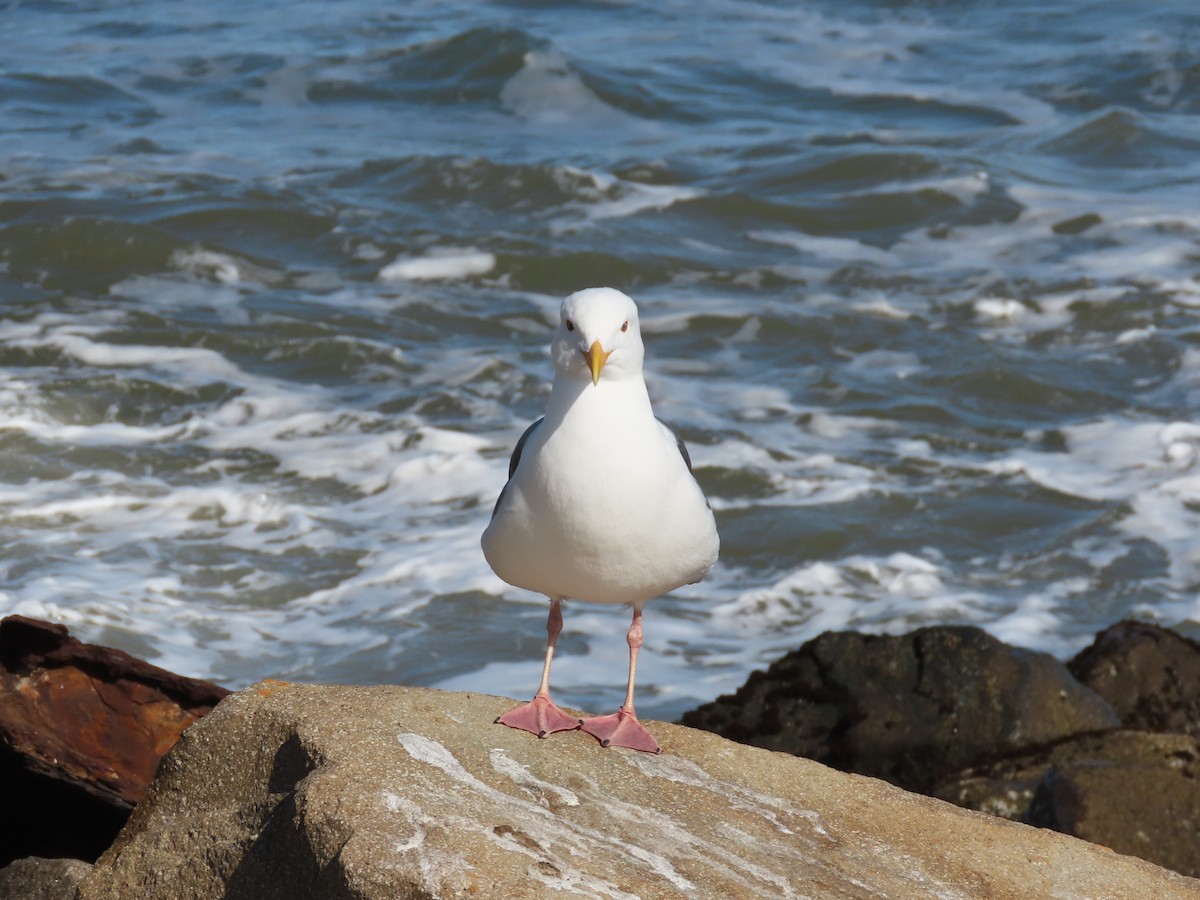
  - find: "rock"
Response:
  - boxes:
[0,615,230,864]
[1068,620,1200,736]
[0,857,92,900]
[76,683,1197,899]
[933,730,1200,878]
[679,626,1119,792]
[1025,733,1200,879]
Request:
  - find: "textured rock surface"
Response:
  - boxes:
[0,615,229,864]
[1069,620,1200,737]
[679,626,1118,791]
[0,856,92,900]
[933,730,1200,878]
[77,683,1198,900]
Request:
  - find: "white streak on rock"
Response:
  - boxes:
[396,733,694,894]
[625,751,825,837]
[381,791,427,852]
[379,788,475,890]
[489,747,580,807]
[587,774,799,899]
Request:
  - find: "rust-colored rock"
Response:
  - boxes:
[0,615,229,864]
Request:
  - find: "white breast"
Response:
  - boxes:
[483,379,718,606]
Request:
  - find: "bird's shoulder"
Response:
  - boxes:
[508,417,544,478]
[490,417,544,520]
[656,418,693,473]
[655,419,712,511]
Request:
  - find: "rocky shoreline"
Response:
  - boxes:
[1,614,1198,897]
[682,621,1200,879]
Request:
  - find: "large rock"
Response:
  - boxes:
[77,683,1197,899]
[0,856,92,900]
[933,730,1200,878]
[680,626,1119,791]
[0,615,229,864]
[1068,620,1200,736]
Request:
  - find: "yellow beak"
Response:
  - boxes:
[585,340,612,386]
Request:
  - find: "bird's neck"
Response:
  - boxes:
[545,373,653,426]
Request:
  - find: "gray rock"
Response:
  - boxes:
[0,856,92,900]
[1069,620,1200,736]
[681,626,1119,791]
[76,683,1197,899]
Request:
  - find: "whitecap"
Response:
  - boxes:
[500,50,623,125]
[379,248,496,282]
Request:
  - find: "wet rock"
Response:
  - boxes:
[0,856,92,900]
[936,730,1200,879]
[77,683,1197,899]
[0,615,229,864]
[1068,620,1200,737]
[679,625,1118,792]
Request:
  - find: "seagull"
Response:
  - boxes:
[482,287,719,753]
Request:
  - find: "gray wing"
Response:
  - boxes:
[656,417,695,473]
[658,418,711,509]
[491,417,543,519]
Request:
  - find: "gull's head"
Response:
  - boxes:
[551,288,644,385]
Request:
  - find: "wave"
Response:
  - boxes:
[731,151,946,198]
[1,218,185,294]
[310,27,542,107]
[0,72,156,123]
[1039,107,1200,170]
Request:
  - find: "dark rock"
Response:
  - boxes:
[0,857,92,900]
[1051,212,1103,235]
[0,751,130,867]
[934,728,1196,811]
[0,615,230,865]
[935,730,1200,879]
[1068,620,1200,737]
[1028,749,1200,879]
[680,626,1119,792]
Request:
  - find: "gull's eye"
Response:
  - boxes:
[621,320,629,333]
[566,319,575,332]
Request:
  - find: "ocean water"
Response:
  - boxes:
[3,0,1200,721]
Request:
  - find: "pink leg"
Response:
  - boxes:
[497,598,583,738]
[580,607,660,754]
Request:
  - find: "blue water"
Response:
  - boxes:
[3,0,1200,720]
